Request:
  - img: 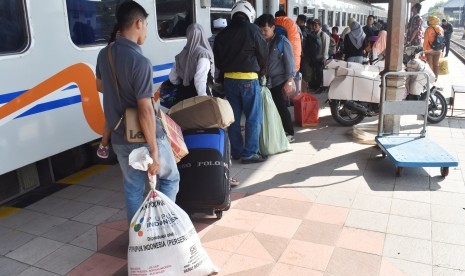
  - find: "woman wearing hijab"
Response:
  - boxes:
[372,30,387,60]
[338,18,355,56]
[423,15,444,79]
[322,24,331,36]
[169,23,215,100]
[343,21,368,63]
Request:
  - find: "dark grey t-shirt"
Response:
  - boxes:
[96,38,163,144]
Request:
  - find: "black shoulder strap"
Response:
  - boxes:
[107,43,123,110]
[106,43,157,128]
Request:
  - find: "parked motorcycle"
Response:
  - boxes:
[327,46,447,126]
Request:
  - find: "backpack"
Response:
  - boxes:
[430,27,445,51]
[274,26,287,55]
[276,34,285,56]
[275,25,288,38]
[275,17,302,72]
[303,32,322,64]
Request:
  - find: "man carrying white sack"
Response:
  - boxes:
[96,1,180,223]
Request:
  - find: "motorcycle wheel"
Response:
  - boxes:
[329,100,365,126]
[427,92,447,124]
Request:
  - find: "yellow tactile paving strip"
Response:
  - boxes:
[56,165,112,185]
[0,206,21,219]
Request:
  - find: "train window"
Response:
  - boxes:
[293,7,299,16]
[0,0,28,54]
[342,12,346,26]
[318,9,325,24]
[156,0,194,39]
[66,0,126,46]
[212,0,233,8]
[210,0,232,34]
[335,12,340,27]
[303,7,308,13]
[327,11,333,26]
[307,8,315,18]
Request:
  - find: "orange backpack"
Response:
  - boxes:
[275,16,301,72]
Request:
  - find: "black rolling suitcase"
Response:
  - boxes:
[176,128,231,219]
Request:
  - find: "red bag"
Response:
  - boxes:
[157,110,189,163]
[293,93,319,127]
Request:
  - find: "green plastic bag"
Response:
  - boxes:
[259,78,291,155]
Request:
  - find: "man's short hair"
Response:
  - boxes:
[297,14,307,22]
[313,18,321,25]
[332,26,339,32]
[367,15,374,20]
[275,10,286,17]
[116,1,149,31]
[306,18,315,25]
[442,19,447,22]
[413,3,422,12]
[255,14,274,27]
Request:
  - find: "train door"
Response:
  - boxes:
[318,8,325,24]
[279,0,286,14]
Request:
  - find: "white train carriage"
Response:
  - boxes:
[266,0,387,29]
[0,0,385,203]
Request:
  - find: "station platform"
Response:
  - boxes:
[1,54,465,276]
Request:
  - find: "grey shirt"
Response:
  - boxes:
[266,35,295,88]
[96,37,163,145]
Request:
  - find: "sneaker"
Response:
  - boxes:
[287,135,295,143]
[97,144,109,159]
[241,154,267,164]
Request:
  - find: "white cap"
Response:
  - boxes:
[213,18,227,28]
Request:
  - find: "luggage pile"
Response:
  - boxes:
[167,93,235,219]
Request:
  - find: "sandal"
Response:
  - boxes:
[230,177,240,186]
[97,143,110,159]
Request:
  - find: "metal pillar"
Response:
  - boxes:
[381,0,407,134]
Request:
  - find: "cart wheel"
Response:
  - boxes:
[440,167,449,177]
[215,210,223,220]
[396,167,403,177]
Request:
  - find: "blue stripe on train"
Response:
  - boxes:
[15,95,82,118]
[0,84,78,105]
[1,64,172,119]
[153,63,173,71]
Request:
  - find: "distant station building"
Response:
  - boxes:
[443,0,465,27]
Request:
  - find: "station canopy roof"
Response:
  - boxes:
[365,0,422,3]
[444,0,465,8]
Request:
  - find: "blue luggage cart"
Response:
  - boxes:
[375,72,458,177]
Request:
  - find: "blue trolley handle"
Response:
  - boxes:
[379,71,431,137]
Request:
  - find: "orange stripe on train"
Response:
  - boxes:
[0,63,104,134]
[0,63,161,135]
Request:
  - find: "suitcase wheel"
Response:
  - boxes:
[215,210,223,219]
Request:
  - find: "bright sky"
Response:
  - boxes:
[374,0,444,15]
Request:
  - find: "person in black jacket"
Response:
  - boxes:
[441,19,453,57]
[343,21,368,64]
[213,1,268,164]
